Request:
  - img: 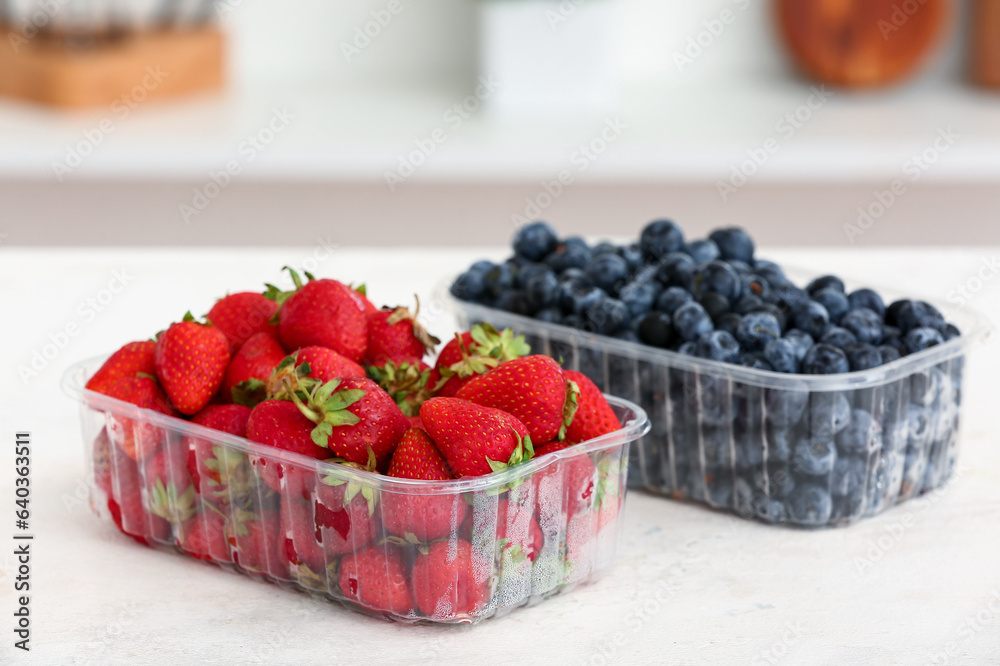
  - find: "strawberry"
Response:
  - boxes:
[365,298,440,365]
[315,472,379,557]
[281,499,329,576]
[104,374,176,460]
[430,325,530,397]
[351,283,379,316]
[297,346,366,383]
[224,331,287,404]
[154,313,231,415]
[229,508,284,578]
[496,498,543,562]
[206,292,279,353]
[367,358,432,417]
[180,509,231,563]
[457,355,575,445]
[246,400,330,492]
[382,429,466,542]
[95,435,170,545]
[186,404,255,504]
[533,441,597,517]
[143,443,197,525]
[420,398,533,477]
[411,539,490,618]
[85,340,156,394]
[563,370,622,443]
[269,269,369,362]
[339,546,414,615]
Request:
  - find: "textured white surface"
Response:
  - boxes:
[1,246,998,665]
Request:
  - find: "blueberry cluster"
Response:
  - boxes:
[451,221,960,374]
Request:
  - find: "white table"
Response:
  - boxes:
[2,246,998,665]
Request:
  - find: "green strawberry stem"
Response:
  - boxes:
[558,380,581,441]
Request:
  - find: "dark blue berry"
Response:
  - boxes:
[739,353,773,370]
[525,271,560,312]
[654,253,695,287]
[787,485,833,525]
[614,330,641,343]
[470,260,496,274]
[585,254,630,295]
[451,270,487,302]
[638,311,674,348]
[535,307,563,324]
[545,243,592,272]
[741,274,772,301]
[751,304,787,332]
[515,262,551,289]
[617,244,644,273]
[734,294,764,315]
[495,290,531,315]
[941,323,961,341]
[592,242,617,257]
[841,308,882,345]
[483,263,515,297]
[806,275,845,295]
[699,292,732,319]
[685,239,720,263]
[584,296,629,335]
[764,338,799,373]
[673,301,714,342]
[793,301,831,339]
[677,341,698,356]
[835,409,881,456]
[903,326,944,354]
[843,343,883,371]
[769,284,811,314]
[783,329,814,361]
[820,326,858,348]
[808,393,851,441]
[847,288,885,318]
[802,344,850,374]
[695,330,741,363]
[727,260,753,276]
[737,312,781,351]
[513,222,559,262]
[689,260,742,304]
[793,438,837,476]
[656,286,692,314]
[569,285,605,316]
[708,227,755,263]
[831,457,865,496]
[765,388,808,426]
[878,345,902,364]
[715,312,742,338]
[894,300,946,333]
[812,287,849,323]
[756,263,791,288]
[640,219,685,261]
[619,281,661,319]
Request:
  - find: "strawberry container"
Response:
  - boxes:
[443,275,990,528]
[64,357,649,625]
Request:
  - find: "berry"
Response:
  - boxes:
[737,312,781,352]
[526,271,561,312]
[483,264,515,298]
[812,287,849,323]
[411,539,489,618]
[450,270,487,302]
[708,227,754,263]
[619,281,661,319]
[585,254,629,295]
[769,285,810,314]
[792,438,837,476]
[787,485,833,525]
[903,327,944,354]
[224,331,286,404]
[420,398,532,477]
[715,312,742,338]
[835,409,881,456]
[430,325,529,397]
[806,275,845,295]
[495,290,532,315]
[695,330,740,363]
[273,270,369,362]
[366,301,439,365]
[154,314,231,415]
[878,345,902,364]
[297,346,366,383]
[792,301,831,339]
[688,260,741,304]
[513,222,559,262]
[206,292,279,352]
[698,292,732,319]
[685,239,720,263]
[339,546,414,615]
[764,338,798,373]
[843,343,883,371]
[672,301,713,342]
[638,311,674,348]
[654,253,696,287]
[741,274,772,301]
[85,341,156,395]
[820,326,858,348]
[546,242,592,272]
[783,329,814,361]
[894,300,945,333]
[640,219,685,261]
[847,288,886,318]
[563,370,622,443]
[841,308,883,345]
[102,374,176,460]
[802,344,850,375]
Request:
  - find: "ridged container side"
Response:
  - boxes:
[65,357,649,625]
[442,273,989,528]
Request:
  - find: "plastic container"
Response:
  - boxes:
[63,357,649,625]
[443,274,990,528]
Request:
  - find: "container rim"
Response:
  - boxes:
[63,356,651,495]
[437,266,993,392]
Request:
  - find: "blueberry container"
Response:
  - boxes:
[63,356,649,624]
[444,276,990,528]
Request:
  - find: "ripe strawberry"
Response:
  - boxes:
[104,374,176,460]
[186,404,255,504]
[367,358,432,417]
[457,355,575,445]
[351,283,379,316]
[95,435,170,545]
[382,429,466,542]
[154,314,231,415]
[85,341,156,395]
[430,325,530,397]
[224,331,287,404]
[563,370,622,443]
[533,441,597,517]
[297,346,366,383]
[180,509,231,563]
[229,508,284,578]
[281,499,329,576]
[339,546,414,615]
[315,474,379,557]
[144,443,197,525]
[411,539,490,618]
[246,400,330,492]
[420,398,533,477]
[366,299,440,365]
[496,498,543,562]
[270,269,369,362]
[206,292,279,353]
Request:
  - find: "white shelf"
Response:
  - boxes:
[3,78,1000,182]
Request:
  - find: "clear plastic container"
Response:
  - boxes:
[63,357,650,625]
[443,274,991,528]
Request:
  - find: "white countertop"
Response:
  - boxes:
[2,246,999,665]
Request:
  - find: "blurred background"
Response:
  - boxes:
[1,0,998,247]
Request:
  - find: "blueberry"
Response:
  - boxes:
[715,312,743,338]
[903,326,944,354]
[495,290,531,315]
[562,313,583,329]
[751,304,787,332]
[708,227,755,263]
[808,393,851,441]
[699,292,732,319]
[735,294,765,315]
[569,285,605,316]
[847,288,886,318]
[689,260,742,304]
[592,242,617,257]
[756,264,791,288]
[640,219,685,261]
[513,221,559,262]
[756,498,788,523]
[545,243,592,272]
[793,301,831,339]
[835,409,882,456]
[525,271,560,311]
[638,311,674,348]
[727,260,753,276]
[894,300,946,333]
[764,338,799,373]
[783,329,814,362]
[617,244,644,273]
[820,326,858,348]
[584,297,630,335]
[941,323,961,341]
[619,281,661,319]
[685,239,720,263]
[878,345,902,364]
[831,457,866,497]
[787,484,833,525]
[585,254,630,295]
[656,286,692,314]
[806,275,845,295]
[632,264,660,284]
[741,274,772,301]
[535,307,563,324]
[885,299,909,328]
[765,388,808,426]
[841,308,883,345]
[737,312,781,351]
[793,438,837,476]
[559,267,589,284]
[812,287,850,323]
[881,325,901,341]
[695,330,741,363]
[483,263,515,297]
[615,329,641,343]
[470,259,496,274]
[677,341,698,356]
[515,262,551,289]
[740,353,773,370]
[802,344,850,374]
[563,236,588,250]
[450,270,487,302]
[654,253,696,288]
[764,424,796,462]
[843,343,883,371]
[672,302,714,342]
[769,284,811,314]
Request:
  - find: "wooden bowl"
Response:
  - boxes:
[775,0,948,87]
